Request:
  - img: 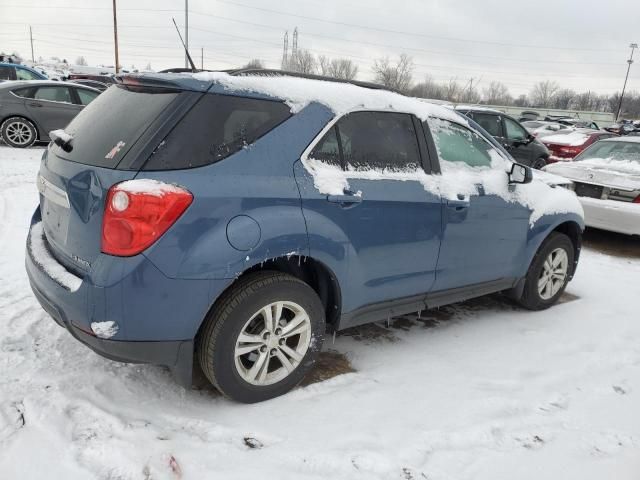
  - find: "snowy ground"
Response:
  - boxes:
[1,145,639,479]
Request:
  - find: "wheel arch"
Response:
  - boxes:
[195,255,343,342]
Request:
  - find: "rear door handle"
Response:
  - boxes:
[326,191,363,208]
[446,195,470,210]
[28,102,43,107]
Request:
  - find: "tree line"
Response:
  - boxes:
[245,52,640,118]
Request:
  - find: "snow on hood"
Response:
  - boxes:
[192,72,464,124]
[541,131,592,146]
[545,158,640,191]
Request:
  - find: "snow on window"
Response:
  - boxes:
[28,222,82,292]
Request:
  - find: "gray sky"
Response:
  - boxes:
[1,0,639,96]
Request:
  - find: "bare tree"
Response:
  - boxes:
[244,58,264,69]
[459,79,481,104]
[482,81,512,105]
[372,54,414,93]
[443,78,462,102]
[75,56,88,66]
[513,94,529,107]
[551,89,575,110]
[318,56,358,80]
[144,62,152,71]
[530,80,560,107]
[287,49,316,74]
[409,75,445,100]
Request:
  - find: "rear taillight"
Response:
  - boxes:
[633,195,640,204]
[558,146,583,158]
[101,180,193,256]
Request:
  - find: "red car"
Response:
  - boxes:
[541,129,617,163]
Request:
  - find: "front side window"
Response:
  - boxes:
[504,117,528,141]
[310,126,341,167]
[15,68,40,80]
[429,118,495,168]
[76,88,99,105]
[470,112,502,137]
[34,86,72,104]
[336,111,421,170]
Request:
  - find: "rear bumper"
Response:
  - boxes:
[579,197,640,236]
[27,257,195,387]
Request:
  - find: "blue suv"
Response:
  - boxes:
[26,72,584,403]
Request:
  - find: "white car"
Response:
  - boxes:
[544,137,640,236]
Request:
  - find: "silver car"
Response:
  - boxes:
[0,80,101,148]
[545,137,640,236]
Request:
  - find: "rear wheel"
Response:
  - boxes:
[197,271,325,403]
[516,232,574,310]
[532,157,547,169]
[1,117,37,148]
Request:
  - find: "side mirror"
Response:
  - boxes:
[509,163,533,184]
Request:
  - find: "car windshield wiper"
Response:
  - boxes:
[49,129,74,152]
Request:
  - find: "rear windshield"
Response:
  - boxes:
[52,85,178,168]
[576,141,640,163]
[143,93,292,170]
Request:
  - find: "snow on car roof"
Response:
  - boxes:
[193,71,465,124]
[454,104,504,114]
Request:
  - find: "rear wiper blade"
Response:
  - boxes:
[49,129,74,152]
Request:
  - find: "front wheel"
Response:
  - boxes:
[197,271,325,403]
[516,232,574,310]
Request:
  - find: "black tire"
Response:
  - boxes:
[516,232,574,310]
[532,157,547,169]
[1,116,37,148]
[197,271,325,403]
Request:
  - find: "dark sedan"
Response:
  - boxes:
[0,80,101,148]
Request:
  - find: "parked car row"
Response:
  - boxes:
[0,80,101,147]
[545,137,640,236]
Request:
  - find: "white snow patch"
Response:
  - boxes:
[28,222,82,292]
[576,158,640,176]
[542,131,592,146]
[90,321,119,339]
[117,179,185,197]
[49,129,73,143]
[306,122,583,227]
[192,71,465,124]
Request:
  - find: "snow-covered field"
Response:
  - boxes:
[1,146,639,479]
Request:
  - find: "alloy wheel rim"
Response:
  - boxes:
[5,121,33,146]
[537,247,568,300]
[234,301,312,386]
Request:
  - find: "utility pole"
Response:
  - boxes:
[281,30,289,69]
[616,43,638,121]
[184,0,189,69]
[29,26,34,61]
[112,0,119,73]
[201,47,203,70]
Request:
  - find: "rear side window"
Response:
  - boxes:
[144,93,292,170]
[338,111,420,170]
[469,112,502,137]
[54,85,179,168]
[11,87,35,98]
[34,86,72,104]
[0,65,16,81]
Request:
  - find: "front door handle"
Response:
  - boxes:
[28,102,43,107]
[326,190,363,208]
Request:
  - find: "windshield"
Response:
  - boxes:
[576,141,640,164]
